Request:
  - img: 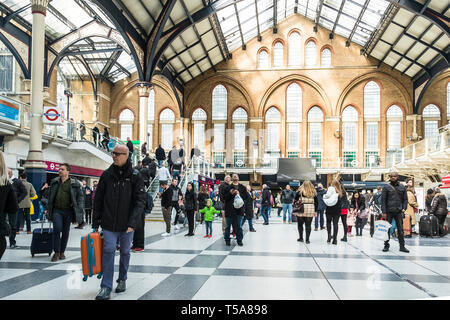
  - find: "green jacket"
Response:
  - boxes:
[199,205,220,222]
[46,177,84,224]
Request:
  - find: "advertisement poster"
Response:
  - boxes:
[0,96,20,123]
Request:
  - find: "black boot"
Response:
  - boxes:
[341,236,347,242]
[327,234,332,243]
[399,246,409,253]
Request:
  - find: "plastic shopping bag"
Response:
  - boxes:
[373,220,392,241]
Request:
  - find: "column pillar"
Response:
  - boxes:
[93,100,99,122]
[136,82,152,146]
[25,0,49,193]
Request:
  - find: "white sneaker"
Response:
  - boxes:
[161,232,170,237]
[174,225,180,230]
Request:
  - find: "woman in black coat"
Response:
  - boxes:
[184,182,198,236]
[241,185,256,232]
[351,191,367,236]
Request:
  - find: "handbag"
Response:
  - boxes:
[358,209,369,219]
[373,219,392,241]
[292,197,304,214]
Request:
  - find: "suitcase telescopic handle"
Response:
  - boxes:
[40,215,53,234]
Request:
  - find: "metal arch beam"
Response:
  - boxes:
[3,4,31,25]
[273,0,278,33]
[146,3,216,81]
[92,0,145,80]
[330,0,346,39]
[0,28,30,79]
[100,50,122,80]
[155,68,184,117]
[385,0,450,38]
[346,0,370,46]
[77,55,98,101]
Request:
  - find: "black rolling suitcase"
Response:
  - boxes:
[419,215,438,237]
[30,219,54,257]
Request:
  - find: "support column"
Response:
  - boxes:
[25,0,49,193]
[136,82,152,146]
[93,100,99,122]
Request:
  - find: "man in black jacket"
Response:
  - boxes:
[93,145,146,300]
[170,178,184,231]
[126,137,134,159]
[139,165,151,189]
[155,145,165,168]
[159,181,173,237]
[219,175,231,233]
[223,174,248,246]
[7,169,27,248]
[261,184,271,225]
[148,158,157,182]
[142,153,151,167]
[381,172,409,253]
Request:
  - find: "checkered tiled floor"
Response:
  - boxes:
[1,215,450,300]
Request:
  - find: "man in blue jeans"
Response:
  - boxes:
[223,174,248,246]
[281,184,295,224]
[260,184,271,225]
[93,144,146,300]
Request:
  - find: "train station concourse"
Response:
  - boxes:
[0,0,449,304]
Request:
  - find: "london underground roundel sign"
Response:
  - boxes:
[43,106,63,126]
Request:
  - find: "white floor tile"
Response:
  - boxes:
[174,267,217,276]
[218,255,320,272]
[0,269,37,282]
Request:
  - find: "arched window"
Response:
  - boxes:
[288,32,301,66]
[308,107,323,150]
[265,107,280,151]
[212,84,227,120]
[364,81,380,117]
[192,108,207,151]
[232,108,248,165]
[422,104,441,138]
[148,90,155,121]
[386,105,403,150]
[273,42,284,67]
[232,107,248,121]
[305,41,316,67]
[258,50,269,69]
[286,83,302,120]
[342,106,358,167]
[160,108,175,149]
[0,44,14,92]
[321,48,331,67]
[119,109,134,141]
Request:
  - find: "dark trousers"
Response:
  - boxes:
[297,217,313,241]
[340,214,348,238]
[0,236,6,260]
[224,215,243,243]
[172,201,181,225]
[315,210,325,229]
[186,210,195,234]
[52,209,73,253]
[355,217,368,235]
[434,214,447,236]
[384,212,405,248]
[84,209,92,224]
[8,212,17,246]
[133,213,145,249]
[16,208,31,232]
[277,207,282,217]
[326,214,340,241]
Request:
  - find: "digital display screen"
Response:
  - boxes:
[277,158,316,182]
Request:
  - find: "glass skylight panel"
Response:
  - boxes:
[277,0,286,21]
[3,0,28,11]
[319,18,334,31]
[306,0,320,19]
[338,14,357,31]
[361,10,381,27]
[343,1,363,18]
[335,25,351,38]
[51,0,92,28]
[322,5,339,23]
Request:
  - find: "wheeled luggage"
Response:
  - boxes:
[30,220,53,257]
[419,215,439,237]
[81,231,103,281]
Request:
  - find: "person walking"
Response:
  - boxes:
[197,185,209,224]
[219,175,231,233]
[16,172,36,235]
[351,191,367,236]
[141,142,147,158]
[139,164,151,189]
[148,158,157,182]
[102,128,110,152]
[380,172,409,253]
[142,153,151,167]
[159,181,173,237]
[315,183,326,231]
[45,163,84,262]
[170,178,183,231]
[260,184,271,225]
[81,180,93,225]
[223,174,248,246]
[184,182,198,236]
[92,145,146,300]
[281,184,295,224]
[339,184,350,242]
[7,169,26,248]
[241,184,256,232]
[93,126,100,147]
[323,180,344,245]
[79,120,86,141]
[0,152,19,260]
[199,199,219,238]
[171,159,182,182]
[157,162,171,192]
[293,181,318,244]
[155,144,166,168]
[126,138,134,159]
[429,187,448,237]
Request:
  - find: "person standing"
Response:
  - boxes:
[351,191,366,236]
[294,181,318,244]
[16,172,36,235]
[79,120,86,141]
[241,184,256,232]
[157,162,171,192]
[0,152,19,260]
[339,183,350,242]
[159,181,173,237]
[155,144,166,168]
[260,184,271,225]
[223,174,248,246]
[276,192,283,217]
[7,169,26,248]
[380,172,409,253]
[45,163,84,262]
[314,183,326,231]
[141,142,147,158]
[93,126,100,147]
[142,153,151,167]
[429,187,448,237]
[425,188,434,213]
[281,184,295,224]
[405,179,418,235]
[81,180,93,225]
[323,180,344,245]
[219,175,231,233]
[102,128,110,152]
[126,137,134,159]
[92,145,146,300]
[172,159,182,182]
[184,182,198,236]
[170,178,183,230]
[139,164,151,189]
[197,185,209,224]
[199,199,219,238]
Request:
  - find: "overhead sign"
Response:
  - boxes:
[43,106,64,126]
[0,97,20,123]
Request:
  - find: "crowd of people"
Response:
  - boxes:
[0,145,448,300]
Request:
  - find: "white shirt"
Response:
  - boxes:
[158,167,171,181]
